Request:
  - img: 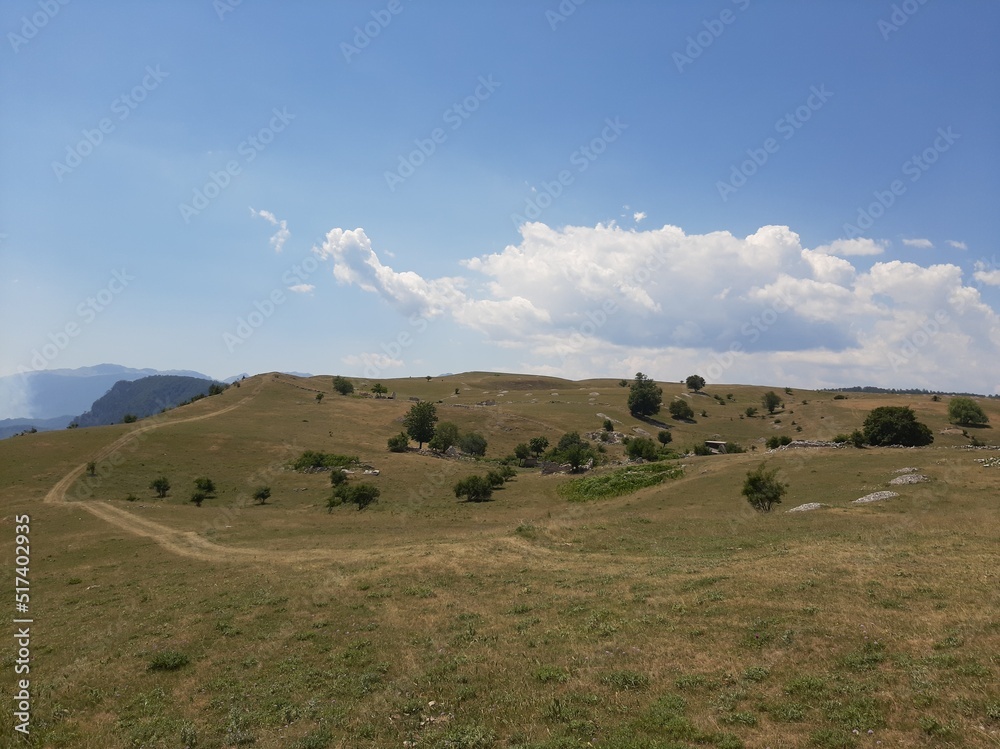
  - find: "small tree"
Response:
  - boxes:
[745,406,758,418]
[761,391,782,414]
[253,486,272,505]
[454,475,493,502]
[657,429,672,445]
[345,484,380,511]
[668,399,695,421]
[618,379,629,388]
[514,443,531,463]
[387,432,409,452]
[603,418,614,432]
[428,421,460,452]
[486,470,506,489]
[403,401,437,448]
[628,372,663,417]
[315,392,324,404]
[948,397,989,427]
[862,406,933,447]
[330,470,347,487]
[149,477,170,498]
[194,477,216,496]
[499,464,517,482]
[123,414,137,423]
[529,436,549,458]
[742,462,787,512]
[332,376,354,395]
[458,431,488,456]
[625,437,659,461]
[685,375,706,392]
[86,461,97,476]
[190,491,206,507]
[371,383,388,398]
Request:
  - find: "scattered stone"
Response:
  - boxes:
[787,503,828,513]
[853,491,900,504]
[632,427,651,436]
[893,467,919,474]
[889,474,929,485]
[771,440,843,450]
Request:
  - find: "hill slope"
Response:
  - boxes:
[71,374,223,427]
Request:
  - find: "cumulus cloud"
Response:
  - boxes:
[974,261,1000,287]
[288,283,314,294]
[313,221,1000,393]
[633,211,647,223]
[902,238,934,249]
[250,207,290,252]
[947,240,968,250]
[814,237,887,256]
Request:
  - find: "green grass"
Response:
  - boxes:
[560,462,684,501]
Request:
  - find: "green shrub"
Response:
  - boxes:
[562,463,683,502]
[148,651,189,671]
[292,451,358,470]
[387,432,409,452]
[766,435,792,449]
[742,462,787,512]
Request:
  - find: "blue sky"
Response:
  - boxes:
[2,0,999,402]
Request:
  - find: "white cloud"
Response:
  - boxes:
[250,207,290,252]
[814,237,887,256]
[902,238,934,249]
[633,211,647,223]
[947,240,968,250]
[288,283,314,294]
[314,221,1000,393]
[974,261,1000,287]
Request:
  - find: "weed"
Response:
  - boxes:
[602,671,650,691]
[147,651,189,672]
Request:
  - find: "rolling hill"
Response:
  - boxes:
[1,371,997,748]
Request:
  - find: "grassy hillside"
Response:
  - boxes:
[1,372,997,749]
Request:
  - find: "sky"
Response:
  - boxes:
[2,0,999,400]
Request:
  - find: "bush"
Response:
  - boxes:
[194,477,215,495]
[253,486,271,505]
[148,651,189,671]
[742,462,787,512]
[190,491,207,507]
[745,406,758,417]
[862,406,933,446]
[292,451,358,470]
[122,413,137,423]
[330,470,347,487]
[332,375,354,395]
[849,429,866,448]
[833,394,848,400]
[761,391,782,414]
[428,421,460,452]
[948,396,989,426]
[657,429,672,445]
[603,418,614,432]
[561,462,684,501]
[528,436,549,457]
[626,437,659,461]
[668,399,695,420]
[387,432,409,452]
[454,475,493,502]
[692,443,712,456]
[459,431,488,456]
[766,435,792,449]
[514,443,530,462]
[149,476,170,498]
[486,470,506,489]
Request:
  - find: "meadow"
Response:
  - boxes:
[0,372,997,749]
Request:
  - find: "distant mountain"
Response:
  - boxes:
[0,415,76,440]
[71,375,224,428]
[0,364,211,420]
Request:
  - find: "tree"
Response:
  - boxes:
[948,397,989,427]
[428,421,460,452]
[625,437,659,461]
[330,470,347,487]
[387,432,409,452]
[528,436,549,457]
[149,477,170,498]
[685,375,706,392]
[194,477,216,496]
[315,392,324,404]
[332,376,354,395]
[454,475,493,502]
[603,418,614,432]
[403,401,438,448]
[761,391,782,414]
[657,430,672,445]
[628,372,663,417]
[742,462,787,512]
[343,483,379,511]
[86,461,97,476]
[514,443,531,463]
[253,486,272,505]
[745,406,758,417]
[862,406,933,447]
[618,379,629,388]
[190,491,207,507]
[371,383,388,398]
[486,470,506,489]
[668,399,694,421]
[122,413,137,423]
[458,431,488,456]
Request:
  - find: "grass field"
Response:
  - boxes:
[1,371,998,748]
